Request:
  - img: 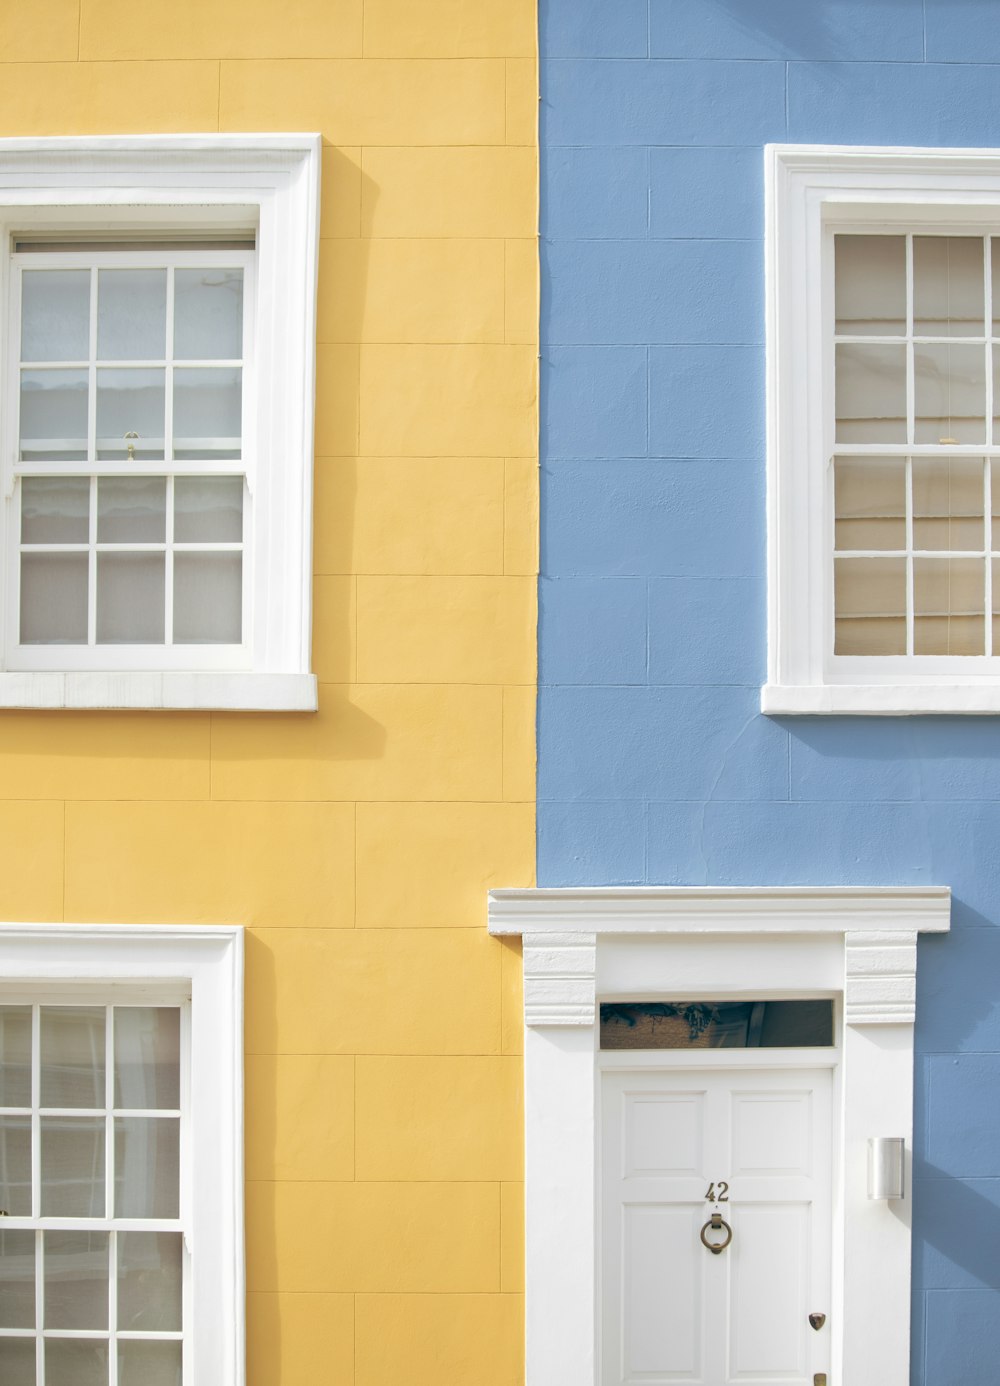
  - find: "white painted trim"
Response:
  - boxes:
[763,680,1000,715]
[764,143,1000,715]
[489,885,950,1386]
[0,134,320,711]
[0,668,317,710]
[0,922,245,1386]
[489,884,951,936]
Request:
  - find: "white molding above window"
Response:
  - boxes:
[0,135,321,711]
[0,922,245,1386]
[489,885,951,1386]
[763,143,1000,716]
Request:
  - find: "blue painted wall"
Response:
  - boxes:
[537,2,1000,1378]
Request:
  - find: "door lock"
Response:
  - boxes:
[813,1376,827,1386]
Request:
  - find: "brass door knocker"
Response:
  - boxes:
[700,1212,733,1254]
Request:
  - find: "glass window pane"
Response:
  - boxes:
[173,553,242,645]
[97,478,166,543]
[21,477,90,545]
[0,1007,32,1107]
[174,475,243,542]
[96,369,165,461]
[97,269,167,361]
[835,344,906,443]
[21,269,90,362]
[118,1232,182,1332]
[173,367,242,455]
[992,240,1000,336]
[0,1118,32,1215]
[96,555,165,645]
[913,458,985,551]
[114,1008,180,1111]
[992,461,1000,549]
[0,1230,35,1328]
[834,457,905,551]
[914,557,985,655]
[20,553,88,646]
[20,369,88,460]
[834,556,907,655]
[174,267,243,360]
[914,236,985,337]
[600,1001,834,1049]
[118,1339,182,1386]
[41,1007,105,1108]
[45,1338,109,1386]
[114,1117,179,1218]
[914,343,986,444]
[0,1338,35,1386]
[40,1117,105,1218]
[44,1231,109,1330]
[992,348,1000,446]
[835,235,906,335]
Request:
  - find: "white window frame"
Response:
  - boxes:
[0,922,244,1386]
[763,144,1000,715]
[488,884,951,1386]
[0,135,321,711]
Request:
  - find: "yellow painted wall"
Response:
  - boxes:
[0,3,537,1382]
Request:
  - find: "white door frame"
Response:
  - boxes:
[487,886,951,1386]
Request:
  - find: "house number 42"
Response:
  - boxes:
[705,1182,729,1202]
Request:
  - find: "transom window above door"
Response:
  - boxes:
[13,246,251,658]
[833,232,1000,659]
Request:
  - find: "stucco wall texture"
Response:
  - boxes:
[537,2,1000,1381]
[0,4,538,1384]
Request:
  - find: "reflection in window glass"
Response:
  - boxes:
[600,1001,835,1049]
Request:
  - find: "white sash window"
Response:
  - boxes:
[0,136,320,711]
[0,1002,187,1386]
[10,244,253,667]
[764,145,1000,714]
[0,925,243,1386]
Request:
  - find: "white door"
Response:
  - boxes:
[601,1065,833,1386]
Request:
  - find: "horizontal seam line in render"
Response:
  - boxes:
[536,795,1000,805]
[911,1182,1000,1189]
[242,926,523,932]
[245,1280,520,1291]
[919,1048,1000,1054]
[58,54,532,64]
[540,342,764,348]
[541,236,761,242]
[543,55,971,67]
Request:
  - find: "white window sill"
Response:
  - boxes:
[0,670,318,710]
[762,682,1000,716]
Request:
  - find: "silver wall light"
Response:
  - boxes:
[868,1136,905,1200]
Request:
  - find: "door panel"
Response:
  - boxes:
[625,1092,705,1176]
[728,1204,808,1378]
[602,1067,832,1386]
[731,1090,813,1174]
[623,1205,702,1377]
